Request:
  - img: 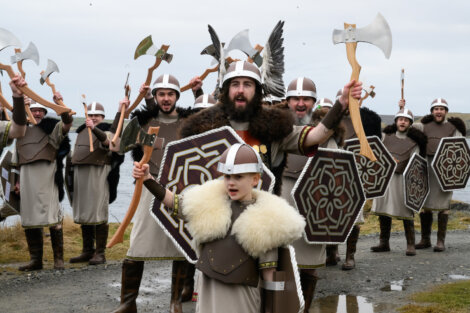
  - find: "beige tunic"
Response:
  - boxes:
[372,132,420,220]
[19,122,64,228]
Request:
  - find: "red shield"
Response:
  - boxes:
[403,153,430,213]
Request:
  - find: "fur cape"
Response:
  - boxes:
[75,122,125,203]
[383,124,428,157]
[421,114,467,136]
[36,117,70,202]
[360,107,382,138]
[181,179,305,258]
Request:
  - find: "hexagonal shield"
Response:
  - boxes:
[291,148,365,244]
[403,153,430,213]
[344,136,396,199]
[151,126,275,263]
[0,150,20,215]
[432,137,470,191]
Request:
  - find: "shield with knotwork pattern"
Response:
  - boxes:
[403,153,429,213]
[151,126,275,263]
[292,148,365,244]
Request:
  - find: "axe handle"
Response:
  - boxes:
[83,103,94,152]
[3,107,10,121]
[107,126,160,248]
[401,68,404,102]
[0,63,71,115]
[43,76,76,116]
[0,92,13,111]
[180,65,219,93]
[125,57,163,118]
[111,105,126,146]
[25,105,37,125]
[345,39,377,162]
[14,49,26,78]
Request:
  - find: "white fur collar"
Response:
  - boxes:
[182,179,305,258]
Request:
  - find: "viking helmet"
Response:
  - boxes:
[316,98,333,108]
[430,98,448,111]
[87,102,105,117]
[217,143,263,174]
[194,94,216,109]
[152,74,181,99]
[395,108,414,123]
[285,77,317,101]
[29,99,47,114]
[222,61,262,86]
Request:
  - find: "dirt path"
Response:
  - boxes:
[1,229,469,313]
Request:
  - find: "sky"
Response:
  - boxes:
[1,0,469,118]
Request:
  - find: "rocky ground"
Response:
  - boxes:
[1,229,469,313]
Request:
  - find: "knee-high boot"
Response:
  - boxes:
[415,211,432,249]
[434,212,448,252]
[325,245,340,266]
[19,228,43,271]
[89,223,108,265]
[112,259,144,313]
[181,261,195,302]
[170,260,187,313]
[370,216,391,252]
[49,225,65,270]
[300,270,318,313]
[403,219,416,256]
[70,225,95,263]
[342,225,360,271]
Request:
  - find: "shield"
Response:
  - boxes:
[0,150,20,216]
[262,246,304,313]
[343,136,396,199]
[403,153,430,213]
[64,153,74,206]
[432,137,470,191]
[151,126,275,263]
[291,148,365,244]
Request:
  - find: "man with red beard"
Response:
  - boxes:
[112,74,202,313]
[412,98,466,252]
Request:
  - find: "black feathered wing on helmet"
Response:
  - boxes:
[261,20,285,98]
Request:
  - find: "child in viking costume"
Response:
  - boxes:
[132,143,306,313]
[371,106,427,256]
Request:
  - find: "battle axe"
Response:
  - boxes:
[0,28,70,115]
[358,84,375,107]
[125,36,172,118]
[111,73,131,147]
[107,118,160,248]
[333,13,392,161]
[400,69,405,108]
[40,59,76,115]
[226,29,263,66]
[81,94,94,152]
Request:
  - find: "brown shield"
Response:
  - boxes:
[292,148,365,244]
[0,150,20,216]
[151,126,275,263]
[344,136,396,199]
[403,153,430,213]
[432,137,470,191]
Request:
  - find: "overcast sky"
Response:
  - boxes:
[1,0,469,118]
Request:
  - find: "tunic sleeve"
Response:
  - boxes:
[0,120,12,149]
[259,248,278,269]
[47,121,65,149]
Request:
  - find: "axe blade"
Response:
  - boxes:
[332,13,392,59]
[226,29,257,57]
[40,59,60,85]
[11,42,40,65]
[120,117,156,153]
[0,28,21,52]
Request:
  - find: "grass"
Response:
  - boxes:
[398,280,470,313]
[0,215,131,270]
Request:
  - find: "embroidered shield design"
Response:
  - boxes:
[151,126,275,263]
[432,137,470,191]
[344,136,396,199]
[403,153,429,213]
[291,148,365,244]
[0,150,20,215]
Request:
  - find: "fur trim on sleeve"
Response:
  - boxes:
[420,114,434,124]
[249,107,294,143]
[179,105,229,139]
[448,117,467,136]
[407,127,427,157]
[383,124,397,134]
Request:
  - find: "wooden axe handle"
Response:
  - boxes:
[180,65,219,93]
[14,49,26,78]
[111,105,126,146]
[401,68,405,102]
[107,126,160,248]
[83,102,94,152]
[0,63,71,115]
[344,27,376,162]
[0,92,13,111]
[25,105,37,125]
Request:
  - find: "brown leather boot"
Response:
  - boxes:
[70,225,95,263]
[112,259,144,313]
[49,225,65,270]
[325,245,340,266]
[434,212,448,252]
[300,270,318,313]
[89,223,108,265]
[403,219,416,256]
[371,216,391,252]
[342,225,360,271]
[19,228,43,271]
[415,211,432,249]
[170,260,187,313]
[181,262,195,303]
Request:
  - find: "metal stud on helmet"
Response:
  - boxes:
[217,143,263,174]
[285,77,317,100]
[152,74,181,99]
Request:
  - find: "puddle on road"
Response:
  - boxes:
[380,279,406,291]
[449,274,470,280]
[310,295,398,313]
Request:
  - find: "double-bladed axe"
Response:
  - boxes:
[333,13,392,161]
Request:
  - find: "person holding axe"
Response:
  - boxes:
[68,100,127,265]
[15,91,72,271]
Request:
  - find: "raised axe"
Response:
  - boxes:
[81,94,94,152]
[107,117,160,248]
[10,42,40,124]
[40,59,76,116]
[111,73,131,147]
[226,29,264,66]
[0,28,70,115]
[358,84,376,107]
[333,13,392,161]
[400,68,405,109]
[125,36,172,118]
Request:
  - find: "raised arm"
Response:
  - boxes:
[8,73,27,138]
[133,162,174,207]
